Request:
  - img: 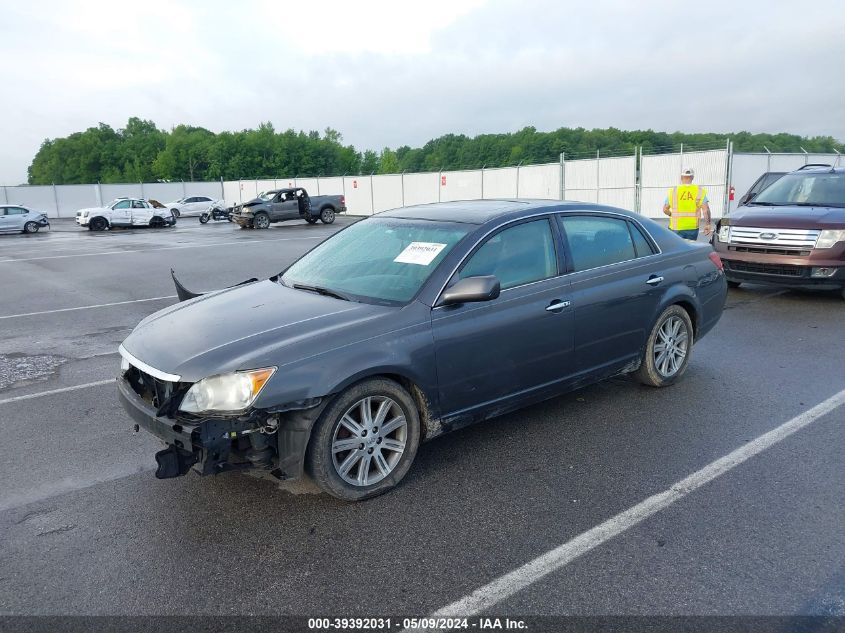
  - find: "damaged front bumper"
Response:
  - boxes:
[117,377,276,479]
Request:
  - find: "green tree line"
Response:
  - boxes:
[27,118,845,185]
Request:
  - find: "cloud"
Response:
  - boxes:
[1,0,843,183]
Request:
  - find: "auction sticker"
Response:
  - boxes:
[394,242,447,266]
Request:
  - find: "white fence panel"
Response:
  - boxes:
[100,183,144,204]
[517,163,560,199]
[141,182,188,205]
[317,177,344,195]
[55,184,99,217]
[343,176,373,215]
[293,178,318,194]
[403,172,439,207]
[440,170,482,203]
[372,174,403,213]
[482,167,518,198]
[641,149,728,218]
[6,186,57,216]
[565,159,598,191]
[222,181,241,206]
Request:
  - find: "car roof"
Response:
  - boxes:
[378,199,640,225]
[790,165,843,174]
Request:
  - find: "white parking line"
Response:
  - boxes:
[0,379,114,406]
[0,296,177,320]
[420,387,845,622]
[0,235,323,263]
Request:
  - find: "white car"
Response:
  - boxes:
[165,195,225,218]
[76,198,177,231]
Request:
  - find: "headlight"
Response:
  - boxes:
[815,229,845,249]
[179,367,276,414]
[717,224,730,243]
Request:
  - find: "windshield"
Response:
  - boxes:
[282,218,471,304]
[752,172,845,208]
[256,191,276,201]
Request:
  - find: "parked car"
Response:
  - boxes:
[116,200,726,501]
[715,166,845,298]
[165,195,225,218]
[0,205,50,234]
[76,198,177,231]
[230,188,345,229]
[735,164,831,207]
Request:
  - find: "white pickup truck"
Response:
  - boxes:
[76,198,177,231]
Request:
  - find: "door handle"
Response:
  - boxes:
[546,300,571,312]
[646,276,664,286]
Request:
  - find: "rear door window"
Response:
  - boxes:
[559,215,637,271]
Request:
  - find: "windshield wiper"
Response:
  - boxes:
[748,201,784,206]
[292,283,353,302]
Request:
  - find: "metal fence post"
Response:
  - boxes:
[764,147,772,172]
[480,165,485,199]
[595,150,600,203]
[401,171,405,207]
[52,182,60,218]
[438,170,442,203]
[724,139,733,217]
[316,176,321,196]
[96,182,102,207]
[181,180,186,197]
[559,153,566,200]
[370,173,375,215]
[220,177,224,202]
[515,161,523,197]
[634,147,641,214]
[238,179,242,203]
[2,185,7,204]
[679,143,684,172]
[835,149,842,167]
[140,181,145,200]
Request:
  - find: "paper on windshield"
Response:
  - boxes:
[394,242,447,266]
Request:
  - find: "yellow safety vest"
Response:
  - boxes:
[667,185,706,231]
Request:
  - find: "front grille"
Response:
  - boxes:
[729,245,812,257]
[724,260,806,278]
[728,226,819,253]
[125,366,190,417]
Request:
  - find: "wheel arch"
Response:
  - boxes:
[655,285,701,339]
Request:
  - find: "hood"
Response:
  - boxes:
[120,280,392,382]
[729,204,845,229]
[76,206,108,215]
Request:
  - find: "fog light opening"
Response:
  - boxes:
[811,267,837,278]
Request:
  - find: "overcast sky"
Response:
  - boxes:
[2,0,843,184]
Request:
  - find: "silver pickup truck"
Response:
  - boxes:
[230,188,346,229]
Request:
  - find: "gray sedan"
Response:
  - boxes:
[0,205,50,233]
[117,200,727,501]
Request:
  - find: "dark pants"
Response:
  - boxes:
[673,228,700,241]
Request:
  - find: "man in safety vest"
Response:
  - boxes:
[663,167,713,240]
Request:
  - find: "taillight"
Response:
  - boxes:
[708,252,724,271]
[340,196,346,205]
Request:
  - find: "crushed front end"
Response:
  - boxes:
[117,357,284,480]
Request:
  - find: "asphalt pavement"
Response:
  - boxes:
[0,216,843,627]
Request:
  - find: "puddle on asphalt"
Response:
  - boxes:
[0,353,67,390]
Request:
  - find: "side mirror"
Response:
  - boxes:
[739,193,752,206]
[439,275,501,306]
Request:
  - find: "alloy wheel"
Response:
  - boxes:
[331,396,407,487]
[653,315,689,378]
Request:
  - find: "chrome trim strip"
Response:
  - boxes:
[118,344,182,382]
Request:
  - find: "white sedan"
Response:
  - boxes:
[76,198,176,231]
[165,196,225,218]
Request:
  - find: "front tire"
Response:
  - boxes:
[89,217,108,231]
[23,222,39,234]
[727,280,741,289]
[199,213,210,224]
[320,207,336,224]
[307,378,421,501]
[253,212,270,229]
[634,305,694,388]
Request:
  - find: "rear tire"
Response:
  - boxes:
[727,280,741,289]
[89,217,108,231]
[253,212,270,229]
[634,305,694,388]
[320,207,336,224]
[171,208,180,218]
[307,378,421,501]
[23,222,39,234]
